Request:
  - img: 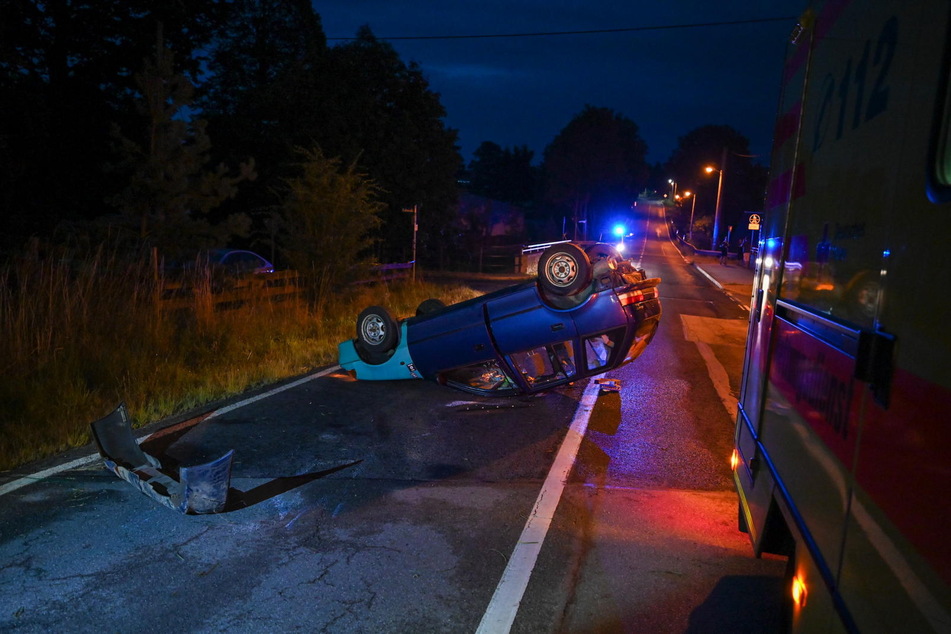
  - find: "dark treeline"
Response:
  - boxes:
[1,0,459,275]
[1,0,765,274]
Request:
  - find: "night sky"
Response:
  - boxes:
[314,1,807,166]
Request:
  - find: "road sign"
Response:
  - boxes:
[748,213,761,230]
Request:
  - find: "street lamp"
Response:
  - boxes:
[682,190,697,243]
[704,164,725,247]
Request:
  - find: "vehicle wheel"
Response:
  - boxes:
[538,243,592,296]
[415,298,446,316]
[356,306,399,355]
[585,243,620,265]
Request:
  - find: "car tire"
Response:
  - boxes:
[415,298,446,316]
[585,243,620,264]
[356,306,399,357]
[538,243,592,296]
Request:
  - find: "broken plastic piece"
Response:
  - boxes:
[595,378,621,393]
[90,403,234,514]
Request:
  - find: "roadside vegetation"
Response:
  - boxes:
[0,247,480,472]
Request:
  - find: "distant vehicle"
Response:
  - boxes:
[206,249,274,276]
[161,249,275,295]
[165,249,275,277]
[338,242,661,396]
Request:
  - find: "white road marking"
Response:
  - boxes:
[0,366,342,498]
[476,378,601,634]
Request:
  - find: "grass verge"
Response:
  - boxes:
[0,249,482,472]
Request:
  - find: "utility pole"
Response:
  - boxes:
[402,205,418,280]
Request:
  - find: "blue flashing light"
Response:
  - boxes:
[613,224,625,237]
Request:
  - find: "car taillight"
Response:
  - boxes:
[618,290,645,305]
[618,288,657,306]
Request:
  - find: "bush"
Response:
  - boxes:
[277,147,384,309]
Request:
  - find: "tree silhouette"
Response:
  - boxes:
[277,147,383,302]
[0,0,224,250]
[664,125,767,247]
[323,27,461,263]
[467,142,537,206]
[107,32,255,258]
[541,105,648,240]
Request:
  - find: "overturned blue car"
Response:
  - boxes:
[338,242,661,396]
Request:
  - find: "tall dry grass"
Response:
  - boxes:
[0,246,479,471]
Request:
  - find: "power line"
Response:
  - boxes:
[326,16,796,42]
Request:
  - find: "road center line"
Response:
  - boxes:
[0,366,342,498]
[476,378,601,634]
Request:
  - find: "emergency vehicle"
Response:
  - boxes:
[732,0,951,631]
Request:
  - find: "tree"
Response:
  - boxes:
[276,147,383,299]
[106,34,255,258]
[467,142,537,206]
[0,0,225,250]
[541,105,648,240]
[664,125,768,247]
[198,0,329,245]
[202,17,460,266]
[200,0,326,118]
[323,27,461,264]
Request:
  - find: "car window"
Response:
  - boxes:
[441,360,517,394]
[584,330,621,371]
[509,341,576,387]
[225,252,260,272]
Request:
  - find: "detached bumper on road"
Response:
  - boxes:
[90,404,234,514]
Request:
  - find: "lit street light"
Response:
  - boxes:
[705,164,725,247]
[682,190,697,243]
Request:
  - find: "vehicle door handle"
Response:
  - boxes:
[855,329,895,409]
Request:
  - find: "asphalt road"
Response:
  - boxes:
[0,202,784,633]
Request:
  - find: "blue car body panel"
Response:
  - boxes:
[338,323,422,381]
[405,293,495,379]
[484,285,580,355]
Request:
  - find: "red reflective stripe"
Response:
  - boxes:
[765,162,807,210]
[773,101,801,148]
[856,368,951,586]
[770,318,951,585]
[769,319,861,467]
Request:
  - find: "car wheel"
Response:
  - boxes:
[356,306,399,355]
[415,298,446,316]
[585,243,620,265]
[538,243,592,296]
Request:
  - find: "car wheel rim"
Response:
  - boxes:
[362,315,386,344]
[547,253,578,287]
